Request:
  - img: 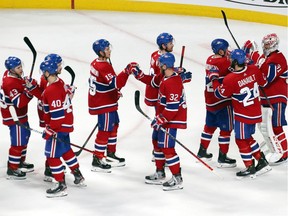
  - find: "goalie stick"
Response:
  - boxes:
[23,37,37,78]
[134,90,222,179]
[8,105,94,155]
[64,65,76,86]
[75,123,98,156]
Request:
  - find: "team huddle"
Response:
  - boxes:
[0,32,287,197]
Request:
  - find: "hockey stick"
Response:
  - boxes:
[221,10,274,110]
[221,10,240,49]
[134,90,222,179]
[180,46,185,68]
[64,66,75,86]
[8,106,94,155]
[75,123,98,156]
[23,37,37,78]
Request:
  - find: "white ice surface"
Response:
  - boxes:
[0,9,287,216]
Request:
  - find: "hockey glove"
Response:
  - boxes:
[124,62,139,75]
[23,76,38,91]
[132,66,144,80]
[242,40,258,55]
[42,126,56,140]
[151,114,168,131]
[64,84,76,100]
[180,71,192,82]
[174,67,186,73]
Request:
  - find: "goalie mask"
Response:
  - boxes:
[262,33,279,57]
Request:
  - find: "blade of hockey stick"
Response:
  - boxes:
[75,123,98,156]
[23,37,37,78]
[134,90,223,179]
[221,10,240,49]
[8,106,95,154]
[180,45,185,68]
[64,66,75,86]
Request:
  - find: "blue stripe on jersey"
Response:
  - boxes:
[160,95,166,105]
[267,64,277,83]
[280,70,288,79]
[94,77,116,93]
[50,108,65,120]
[166,101,180,111]
[214,89,226,99]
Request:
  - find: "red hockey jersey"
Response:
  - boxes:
[157,73,187,129]
[1,70,33,126]
[88,58,129,115]
[205,54,232,112]
[145,50,161,106]
[214,65,266,124]
[259,51,287,105]
[42,78,73,132]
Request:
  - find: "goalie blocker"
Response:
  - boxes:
[258,107,283,163]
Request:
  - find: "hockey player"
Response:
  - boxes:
[211,49,271,178]
[243,34,287,165]
[145,33,191,162]
[197,38,236,168]
[88,39,135,172]
[131,53,187,190]
[145,32,174,161]
[37,53,68,182]
[40,59,85,198]
[0,56,41,179]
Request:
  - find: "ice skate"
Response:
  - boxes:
[197,144,213,161]
[163,173,183,191]
[106,152,125,167]
[19,161,34,173]
[46,180,67,198]
[217,150,237,168]
[6,168,26,180]
[270,157,287,166]
[255,153,272,176]
[236,161,256,180]
[91,155,111,173]
[72,168,87,187]
[145,169,166,185]
[43,166,54,182]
